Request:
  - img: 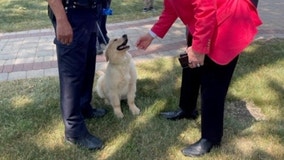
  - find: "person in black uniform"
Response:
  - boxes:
[47,0,107,150]
[96,0,111,55]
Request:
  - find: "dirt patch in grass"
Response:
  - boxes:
[226,100,266,121]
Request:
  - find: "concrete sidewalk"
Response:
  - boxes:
[0,0,283,81]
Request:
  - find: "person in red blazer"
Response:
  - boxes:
[136,0,262,157]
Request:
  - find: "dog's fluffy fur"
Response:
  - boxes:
[96,34,140,118]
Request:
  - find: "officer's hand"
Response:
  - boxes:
[56,19,73,45]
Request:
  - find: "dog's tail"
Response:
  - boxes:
[93,70,105,94]
[95,76,105,98]
[96,70,105,77]
[96,62,107,77]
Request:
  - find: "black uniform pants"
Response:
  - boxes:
[51,8,97,138]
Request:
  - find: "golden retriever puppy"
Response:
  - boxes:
[96,34,140,118]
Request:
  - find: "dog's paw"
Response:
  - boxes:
[130,106,140,116]
[114,108,124,118]
[115,112,124,118]
[104,99,110,105]
[96,70,105,76]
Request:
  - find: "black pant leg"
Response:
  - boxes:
[97,0,111,44]
[179,68,200,113]
[56,41,89,138]
[52,9,97,138]
[179,32,199,113]
[200,56,238,143]
[250,0,259,7]
[81,32,98,117]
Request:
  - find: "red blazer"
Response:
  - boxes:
[151,0,262,65]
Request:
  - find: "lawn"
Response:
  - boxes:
[0,39,284,160]
[0,0,163,32]
[0,0,284,160]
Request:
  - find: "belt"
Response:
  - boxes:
[64,1,97,9]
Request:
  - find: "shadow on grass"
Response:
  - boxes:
[0,39,283,159]
[223,38,284,159]
[100,38,284,160]
[227,38,284,120]
[89,57,197,159]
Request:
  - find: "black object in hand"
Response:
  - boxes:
[178,53,189,68]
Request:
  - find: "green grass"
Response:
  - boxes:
[1,0,284,159]
[0,0,163,32]
[0,39,284,160]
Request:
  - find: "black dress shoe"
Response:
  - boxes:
[84,108,107,119]
[160,109,199,120]
[181,138,220,157]
[66,133,104,150]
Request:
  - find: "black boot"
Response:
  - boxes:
[66,132,104,150]
[84,108,107,119]
[181,138,220,157]
[160,109,199,120]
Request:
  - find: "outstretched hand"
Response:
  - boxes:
[136,33,154,50]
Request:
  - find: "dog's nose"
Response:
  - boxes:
[122,34,127,39]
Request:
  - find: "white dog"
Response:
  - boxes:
[96,34,140,118]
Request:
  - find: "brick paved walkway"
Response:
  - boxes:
[0,0,283,81]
